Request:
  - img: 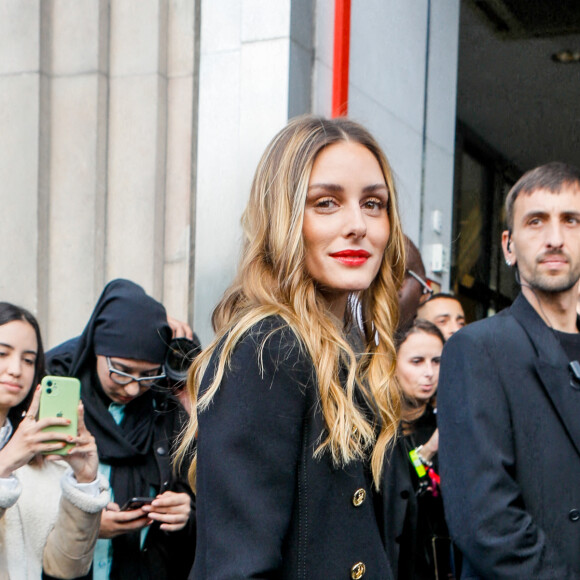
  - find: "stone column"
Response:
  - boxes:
[41,0,109,345]
[193,0,314,344]
[0,1,41,316]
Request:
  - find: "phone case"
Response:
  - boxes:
[38,376,81,455]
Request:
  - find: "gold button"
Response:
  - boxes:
[351,561,366,579]
[352,488,366,507]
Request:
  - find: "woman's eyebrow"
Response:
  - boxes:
[0,343,35,356]
[307,183,343,192]
[362,184,389,194]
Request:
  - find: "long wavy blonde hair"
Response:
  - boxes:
[176,115,405,490]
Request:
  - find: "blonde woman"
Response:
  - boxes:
[178,116,405,579]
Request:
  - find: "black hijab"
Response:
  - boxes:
[46,279,173,578]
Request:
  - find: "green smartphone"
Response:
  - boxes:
[38,376,81,455]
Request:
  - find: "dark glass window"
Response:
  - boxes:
[452,124,519,322]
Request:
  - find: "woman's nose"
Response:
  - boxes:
[344,205,367,238]
[7,354,22,377]
[124,381,141,396]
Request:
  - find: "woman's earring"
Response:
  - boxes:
[505,259,512,267]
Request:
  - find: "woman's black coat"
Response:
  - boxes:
[192,316,394,580]
[383,407,451,579]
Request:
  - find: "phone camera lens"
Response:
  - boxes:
[46,387,53,394]
[46,380,53,387]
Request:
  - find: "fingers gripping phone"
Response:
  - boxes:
[38,376,81,455]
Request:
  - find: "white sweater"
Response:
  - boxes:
[0,460,109,579]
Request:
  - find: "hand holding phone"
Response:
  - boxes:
[141,490,192,532]
[0,385,72,477]
[99,502,152,539]
[55,401,99,484]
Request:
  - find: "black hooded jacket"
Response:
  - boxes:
[45,279,195,580]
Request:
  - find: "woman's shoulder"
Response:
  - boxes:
[223,315,306,354]
[209,315,314,387]
[242,314,301,346]
[235,315,309,365]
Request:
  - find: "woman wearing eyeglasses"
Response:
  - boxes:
[46,279,196,580]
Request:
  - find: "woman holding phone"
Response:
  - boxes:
[46,279,195,580]
[0,302,109,579]
[178,115,405,579]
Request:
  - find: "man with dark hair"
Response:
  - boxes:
[438,162,580,578]
[416,293,465,340]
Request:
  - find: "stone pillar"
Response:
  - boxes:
[163,0,199,326]
[41,0,109,345]
[106,0,168,296]
[0,0,199,348]
[193,0,314,344]
[0,0,41,316]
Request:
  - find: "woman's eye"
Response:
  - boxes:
[23,358,35,366]
[314,198,338,210]
[362,199,385,213]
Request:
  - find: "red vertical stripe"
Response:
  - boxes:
[332,0,351,118]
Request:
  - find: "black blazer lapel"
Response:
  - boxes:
[511,294,580,456]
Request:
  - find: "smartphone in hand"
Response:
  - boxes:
[120,497,153,511]
[38,376,81,455]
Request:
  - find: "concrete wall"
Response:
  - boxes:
[0,0,197,348]
[193,0,314,344]
[1,0,459,348]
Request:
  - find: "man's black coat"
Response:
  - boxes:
[437,293,580,579]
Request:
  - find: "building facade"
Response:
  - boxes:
[1,0,460,346]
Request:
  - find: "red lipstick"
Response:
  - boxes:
[329,249,371,266]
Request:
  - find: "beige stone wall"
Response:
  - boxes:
[0,0,198,348]
[1,0,459,349]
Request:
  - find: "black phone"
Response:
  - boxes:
[120,497,153,511]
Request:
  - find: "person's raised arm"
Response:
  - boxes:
[43,403,110,578]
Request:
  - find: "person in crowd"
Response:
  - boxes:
[177,115,405,579]
[164,334,201,415]
[417,293,465,340]
[438,162,580,577]
[397,237,433,331]
[384,319,454,579]
[46,280,195,580]
[0,302,109,579]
